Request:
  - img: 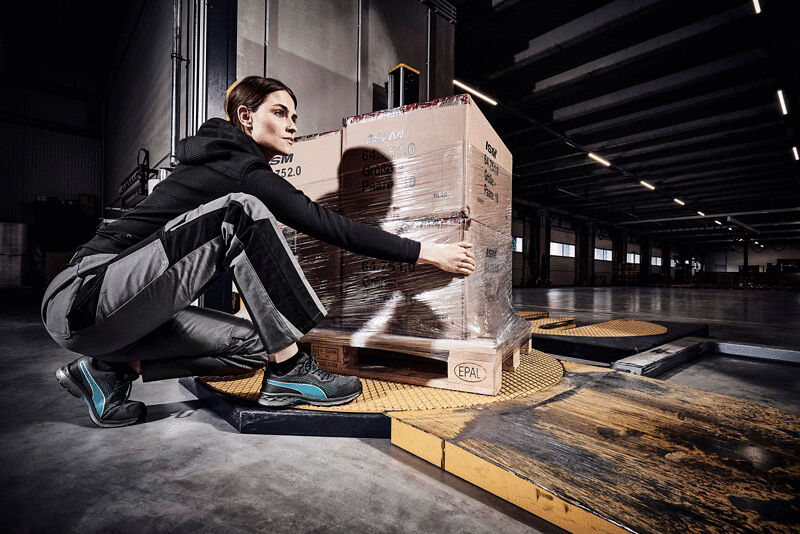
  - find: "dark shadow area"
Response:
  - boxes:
[332,146,455,338]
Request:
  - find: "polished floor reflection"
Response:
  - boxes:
[513,287,800,349]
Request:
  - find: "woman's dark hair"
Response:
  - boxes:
[226,76,297,132]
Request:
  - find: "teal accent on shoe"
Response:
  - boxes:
[79,359,106,416]
[266,379,327,399]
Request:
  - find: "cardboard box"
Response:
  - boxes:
[0,255,32,287]
[338,218,515,340]
[0,222,31,255]
[269,131,342,313]
[340,94,512,234]
[269,130,342,204]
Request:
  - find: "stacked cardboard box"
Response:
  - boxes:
[336,94,521,340]
[0,223,32,287]
[264,94,525,345]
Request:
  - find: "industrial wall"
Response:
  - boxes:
[512,218,523,286]
[651,246,662,274]
[705,245,800,272]
[0,78,102,222]
[550,228,575,286]
[237,0,455,135]
[102,0,179,209]
[626,241,640,262]
[594,235,613,283]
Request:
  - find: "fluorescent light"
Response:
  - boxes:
[714,220,722,225]
[588,153,611,166]
[752,0,761,14]
[754,241,759,245]
[793,146,799,160]
[728,227,733,231]
[640,180,655,190]
[453,80,498,106]
[697,211,705,216]
[673,198,685,206]
[777,90,788,115]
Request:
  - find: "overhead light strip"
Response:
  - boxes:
[777,90,788,115]
[587,152,611,166]
[639,180,655,190]
[697,211,705,217]
[673,198,685,206]
[793,146,799,161]
[752,0,761,14]
[452,80,498,106]
[714,220,722,225]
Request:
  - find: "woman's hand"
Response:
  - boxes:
[418,241,477,275]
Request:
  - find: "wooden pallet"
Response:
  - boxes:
[299,325,531,395]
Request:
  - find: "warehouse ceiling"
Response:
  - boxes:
[454,0,800,248]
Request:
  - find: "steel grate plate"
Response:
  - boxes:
[530,318,667,337]
[198,349,564,414]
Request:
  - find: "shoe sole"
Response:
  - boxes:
[55,365,143,428]
[256,387,363,408]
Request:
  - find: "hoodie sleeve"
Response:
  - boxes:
[240,166,421,264]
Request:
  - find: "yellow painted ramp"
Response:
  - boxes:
[389,362,800,534]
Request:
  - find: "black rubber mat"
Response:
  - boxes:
[530,320,708,362]
[179,377,391,438]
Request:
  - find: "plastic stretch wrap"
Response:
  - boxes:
[268,94,528,350]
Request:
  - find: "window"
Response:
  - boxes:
[626,253,641,264]
[550,242,575,257]
[512,237,523,253]
[594,248,612,261]
[651,256,662,266]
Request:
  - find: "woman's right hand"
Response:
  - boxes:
[417,241,477,275]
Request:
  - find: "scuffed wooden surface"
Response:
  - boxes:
[392,364,800,533]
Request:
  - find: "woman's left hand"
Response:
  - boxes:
[417,241,477,275]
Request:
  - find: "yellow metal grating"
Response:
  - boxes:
[518,310,549,320]
[197,349,564,414]
[530,318,667,337]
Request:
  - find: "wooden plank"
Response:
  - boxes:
[390,363,800,533]
[391,416,630,534]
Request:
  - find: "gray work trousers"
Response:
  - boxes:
[41,193,326,382]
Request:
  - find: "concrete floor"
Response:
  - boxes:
[2,286,799,532]
[0,291,562,534]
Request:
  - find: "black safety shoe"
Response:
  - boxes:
[56,356,146,428]
[257,352,362,407]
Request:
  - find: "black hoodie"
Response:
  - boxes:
[73,118,421,264]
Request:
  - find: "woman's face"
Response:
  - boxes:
[239,90,297,159]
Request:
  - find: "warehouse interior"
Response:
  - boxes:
[1,0,799,532]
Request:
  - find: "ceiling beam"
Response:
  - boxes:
[533,6,749,94]
[727,217,760,234]
[586,105,773,150]
[615,207,800,225]
[508,0,664,71]
[551,50,767,122]
[564,80,771,138]
[621,140,783,172]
